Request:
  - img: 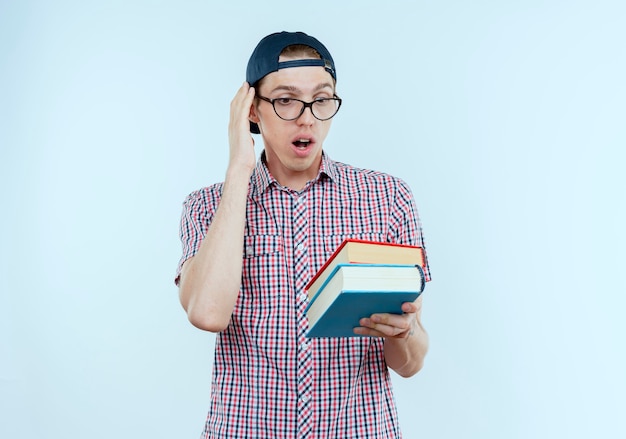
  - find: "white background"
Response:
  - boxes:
[1,1,625,438]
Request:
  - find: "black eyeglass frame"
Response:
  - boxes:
[255,95,342,121]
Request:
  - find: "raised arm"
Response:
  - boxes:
[178,83,257,332]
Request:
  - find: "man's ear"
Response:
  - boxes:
[249,102,260,124]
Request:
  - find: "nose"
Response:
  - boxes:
[296,104,315,126]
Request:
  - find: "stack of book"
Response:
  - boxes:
[305,239,426,338]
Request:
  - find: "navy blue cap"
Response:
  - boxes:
[246,31,336,134]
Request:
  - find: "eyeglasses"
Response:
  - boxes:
[256,95,342,122]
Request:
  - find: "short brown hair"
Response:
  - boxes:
[279,44,322,60]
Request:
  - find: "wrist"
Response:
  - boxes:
[225,161,255,182]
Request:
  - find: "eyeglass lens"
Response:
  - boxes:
[273,98,340,121]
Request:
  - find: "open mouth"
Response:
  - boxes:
[293,138,312,148]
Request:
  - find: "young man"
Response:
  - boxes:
[176,31,431,438]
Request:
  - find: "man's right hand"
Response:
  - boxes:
[228,82,257,174]
[179,82,258,332]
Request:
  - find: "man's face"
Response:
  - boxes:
[251,56,336,188]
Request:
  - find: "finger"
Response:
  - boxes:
[353,323,405,338]
[371,313,412,329]
[230,83,251,115]
[244,85,256,119]
[229,83,256,136]
[401,302,418,313]
[357,316,411,338]
[353,326,383,337]
[240,82,255,106]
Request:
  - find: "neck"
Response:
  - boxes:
[263,151,322,191]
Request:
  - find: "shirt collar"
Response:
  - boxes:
[250,150,339,199]
[319,151,339,182]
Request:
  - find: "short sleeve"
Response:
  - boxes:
[389,178,432,282]
[174,186,221,285]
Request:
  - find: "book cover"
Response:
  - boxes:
[306,239,425,301]
[306,263,425,338]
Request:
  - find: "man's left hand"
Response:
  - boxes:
[353,297,423,339]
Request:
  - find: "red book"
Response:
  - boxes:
[306,239,426,301]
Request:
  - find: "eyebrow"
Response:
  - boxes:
[269,82,334,94]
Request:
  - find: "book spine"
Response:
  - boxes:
[415,264,425,293]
